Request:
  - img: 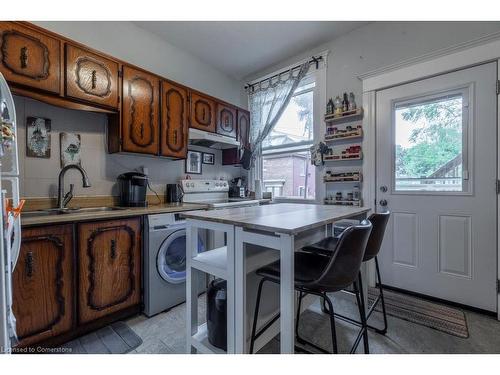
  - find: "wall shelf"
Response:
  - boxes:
[324,199,363,206]
[324,131,363,142]
[324,153,363,161]
[324,108,363,123]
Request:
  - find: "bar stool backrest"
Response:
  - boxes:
[363,211,391,262]
[306,220,372,292]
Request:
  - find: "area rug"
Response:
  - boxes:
[368,287,469,338]
[60,321,143,354]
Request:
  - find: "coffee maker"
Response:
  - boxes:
[229,177,245,198]
[117,172,148,207]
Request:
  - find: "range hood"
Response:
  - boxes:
[188,128,240,149]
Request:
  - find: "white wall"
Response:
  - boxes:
[16,96,242,199]
[34,21,244,108]
[244,22,500,105]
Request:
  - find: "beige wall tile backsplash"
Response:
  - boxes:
[15,96,242,199]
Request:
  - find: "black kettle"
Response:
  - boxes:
[166,183,183,203]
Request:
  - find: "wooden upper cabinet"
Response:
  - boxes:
[190,91,216,133]
[121,66,159,155]
[237,109,250,148]
[161,81,188,158]
[65,44,119,108]
[13,225,73,347]
[216,103,237,138]
[78,218,141,324]
[0,22,62,95]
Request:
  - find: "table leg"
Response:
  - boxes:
[226,226,236,354]
[186,221,198,353]
[234,227,246,353]
[279,233,295,354]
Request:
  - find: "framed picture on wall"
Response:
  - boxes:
[60,132,82,167]
[26,116,51,158]
[185,150,202,174]
[202,152,215,165]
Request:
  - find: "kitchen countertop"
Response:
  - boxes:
[181,203,370,234]
[21,203,208,226]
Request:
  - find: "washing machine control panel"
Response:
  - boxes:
[180,179,229,193]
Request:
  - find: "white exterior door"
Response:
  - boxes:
[376,62,498,312]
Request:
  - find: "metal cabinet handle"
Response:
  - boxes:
[380,185,388,193]
[110,239,117,260]
[26,251,34,277]
[20,47,28,69]
[202,107,206,121]
[91,70,97,89]
[173,130,178,144]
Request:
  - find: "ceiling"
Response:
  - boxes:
[133,21,368,80]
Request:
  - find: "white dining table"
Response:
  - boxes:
[182,203,371,354]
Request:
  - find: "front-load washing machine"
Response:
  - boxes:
[144,212,206,317]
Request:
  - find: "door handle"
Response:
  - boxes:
[379,199,388,207]
[379,185,388,193]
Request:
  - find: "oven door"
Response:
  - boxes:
[156,228,205,284]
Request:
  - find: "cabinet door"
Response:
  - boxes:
[216,103,237,138]
[0,22,62,94]
[78,218,141,324]
[161,81,188,158]
[237,109,250,148]
[13,225,73,347]
[65,44,119,108]
[190,92,216,133]
[121,66,159,155]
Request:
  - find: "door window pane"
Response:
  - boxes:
[394,94,464,192]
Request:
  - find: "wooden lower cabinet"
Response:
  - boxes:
[13,225,73,347]
[78,218,141,324]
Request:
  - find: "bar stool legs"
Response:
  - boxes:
[295,291,338,354]
[371,257,388,335]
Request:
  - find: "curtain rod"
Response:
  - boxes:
[245,55,323,91]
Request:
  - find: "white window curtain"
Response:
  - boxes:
[248,62,310,192]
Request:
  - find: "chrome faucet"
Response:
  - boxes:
[57,164,91,209]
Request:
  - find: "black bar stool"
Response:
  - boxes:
[249,220,372,354]
[302,211,391,335]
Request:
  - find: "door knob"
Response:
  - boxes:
[379,199,388,207]
[379,185,388,193]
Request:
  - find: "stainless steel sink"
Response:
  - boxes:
[22,206,127,217]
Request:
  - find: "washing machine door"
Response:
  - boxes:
[156,228,205,284]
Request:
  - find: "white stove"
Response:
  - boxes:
[180,179,260,209]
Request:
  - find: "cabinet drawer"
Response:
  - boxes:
[122,66,160,155]
[13,225,73,347]
[78,218,141,324]
[0,22,62,94]
[190,91,216,133]
[65,44,119,108]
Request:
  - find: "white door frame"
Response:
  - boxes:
[360,32,500,319]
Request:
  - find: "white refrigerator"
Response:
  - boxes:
[0,72,21,354]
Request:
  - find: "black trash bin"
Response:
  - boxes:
[206,278,227,350]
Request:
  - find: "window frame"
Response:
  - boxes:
[390,84,473,196]
[261,75,317,200]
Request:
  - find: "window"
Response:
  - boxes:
[262,77,316,199]
[394,91,468,192]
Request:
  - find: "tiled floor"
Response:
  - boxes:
[126,292,500,354]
